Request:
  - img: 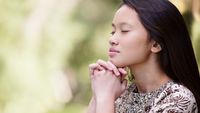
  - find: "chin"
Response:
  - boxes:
[109,58,128,68]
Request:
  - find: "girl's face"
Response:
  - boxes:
[108,5,153,67]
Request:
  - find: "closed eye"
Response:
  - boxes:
[110,31,115,35]
[110,30,129,35]
[121,30,129,33]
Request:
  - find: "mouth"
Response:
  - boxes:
[109,48,120,52]
[108,48,120,57]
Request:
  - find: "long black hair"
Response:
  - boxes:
[122,0,200,110]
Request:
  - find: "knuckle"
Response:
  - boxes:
[88,64,93,68]
[89,63,95,67]
[97,59,102,62]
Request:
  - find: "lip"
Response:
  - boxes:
[108,48,120,57]
[109,48,120,53]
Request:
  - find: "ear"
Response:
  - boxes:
[151,41,162,53]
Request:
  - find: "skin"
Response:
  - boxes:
[87,5,171,113]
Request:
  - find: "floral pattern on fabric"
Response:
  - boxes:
[115,81,198,113]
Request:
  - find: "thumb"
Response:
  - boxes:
[121,79,128,92]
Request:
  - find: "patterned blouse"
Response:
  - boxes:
[115,80,198,113]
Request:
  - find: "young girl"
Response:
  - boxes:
[87,0,200,112]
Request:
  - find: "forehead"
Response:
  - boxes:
[112,5,140,25]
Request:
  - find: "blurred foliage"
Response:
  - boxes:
[0,0,199,113]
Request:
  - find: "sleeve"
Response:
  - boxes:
[149,90,198,113]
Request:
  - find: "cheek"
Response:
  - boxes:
[120,35,151,66]
[109,31,151,67]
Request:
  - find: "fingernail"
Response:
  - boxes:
[116,71,120,76]
[119,68,127,74]
[123,70,127,74]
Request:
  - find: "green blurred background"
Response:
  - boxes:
[0,0,199,113]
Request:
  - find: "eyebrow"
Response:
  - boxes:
[112,22,133,28]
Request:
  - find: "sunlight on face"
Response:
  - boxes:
[108,5,152,67]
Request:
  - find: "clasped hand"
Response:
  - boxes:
[89,59,128,102]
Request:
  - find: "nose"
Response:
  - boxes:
[109,36,119,46]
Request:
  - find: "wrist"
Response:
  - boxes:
[96,97,115,113]
[87,97,96,113]
[96,96,115,104]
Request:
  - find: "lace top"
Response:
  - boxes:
[115,80,198,113]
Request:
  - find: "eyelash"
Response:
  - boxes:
[110,31,129,35]
[110,31,115,35]
[121,30,129,33]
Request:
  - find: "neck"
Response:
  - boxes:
[129,54,171,93]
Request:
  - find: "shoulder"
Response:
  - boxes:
[151,81,198,113]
